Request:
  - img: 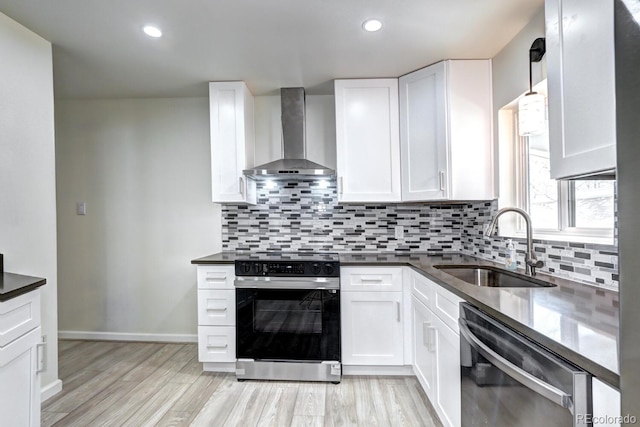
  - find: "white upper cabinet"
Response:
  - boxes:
[545,0,616,179]
[399,60,494,201]
[209,81,256,203]
[334,79,402,202]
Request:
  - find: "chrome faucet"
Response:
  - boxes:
[484,207,544,276]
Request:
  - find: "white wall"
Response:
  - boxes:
[0,12,59,395]
[55,98,219,340]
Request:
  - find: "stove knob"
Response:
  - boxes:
[253,263,263,275]
[241,262,251,274]
[324,263,335,275]
[311,263,322,275]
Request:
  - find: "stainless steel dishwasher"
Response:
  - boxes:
[459,303,592,427]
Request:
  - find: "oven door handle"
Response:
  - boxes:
[459,318,573,410]
[234,277,340,290]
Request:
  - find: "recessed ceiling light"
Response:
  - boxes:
[143,25,162,38]
[362,19,383,32]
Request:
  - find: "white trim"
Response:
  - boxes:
[58,331,197,343]
[342,365,414,376]
[41,379,62,402]
[203,362,236,373]
[502,229,615,246]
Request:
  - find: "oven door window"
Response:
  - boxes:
[236,289,340,362]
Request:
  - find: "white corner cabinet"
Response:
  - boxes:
[209,81,257,203]
[0,289,43,427]
[410,269,463,427]
[399,60,494,201]
[334,79,402,203]
[545,0,616,179]
[196,265,236,372]
[592,378,621,427]
[340,267,406,368]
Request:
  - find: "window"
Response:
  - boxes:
[512,108,615,242]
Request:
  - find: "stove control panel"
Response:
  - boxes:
[235,260,340,277]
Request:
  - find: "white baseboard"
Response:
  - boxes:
[41,379,63,402]
[343,365,414,376]
[58,330,197,343]
[203,362,236,373]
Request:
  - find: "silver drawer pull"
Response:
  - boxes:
[207,344,228,349]
[206,307,228,312]
[205,276,227,282]
[360,277,383,283]
[36,342,47,373]
[396,302,401,322]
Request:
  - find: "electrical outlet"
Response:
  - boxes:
[395,225,404,239]
[76,202,87,216]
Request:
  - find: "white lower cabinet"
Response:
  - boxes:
[196,265,236,370]
[592,378,621,427]
[341,291,404,365]
[0,290,42,427]
[410,271,461,427]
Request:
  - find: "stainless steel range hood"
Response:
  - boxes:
[243,88,335,179]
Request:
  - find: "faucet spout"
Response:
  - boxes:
[484,207,544,276]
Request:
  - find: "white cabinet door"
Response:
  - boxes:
[432,313,461,427]
[335,79,401,202]
[400,62,448,200]
[546,0,616,179]
[0,326,41,427]
[209,81,256,203]
[341,291,403,365]
[399,60,494,201]
[592,378,620,426]
[412,296,436,400]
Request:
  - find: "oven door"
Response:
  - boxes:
[235,280,340,362]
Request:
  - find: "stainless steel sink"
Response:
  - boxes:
[434,265,557,288]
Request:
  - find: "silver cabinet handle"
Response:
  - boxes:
[339,176,344,195]
[239,176,244,196]
[361,277,383,283]
[439,171,445,191]
[36,342,47,373]
[207,344,228,349]
[427,326,436,353]
[459,318,572,409]
[422,322,431,347]
[396,302,401,322]
[206,307,228,312]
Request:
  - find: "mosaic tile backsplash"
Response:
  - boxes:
[221,179,619,290]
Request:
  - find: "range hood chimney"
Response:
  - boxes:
[243,88,335,179]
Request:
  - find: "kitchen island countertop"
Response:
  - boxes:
[192,251,620,388]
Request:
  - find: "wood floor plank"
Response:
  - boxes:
[58,340,83,353]
[121,343,184,382]
[222,381,274,427]
[58,341,125,379]
[294,382,327,417]
[403,376,442,427]
[325,377,358,427]
[257,382,300,427]
[291,415,324,427]
[121,382,191,427]
[190,374,245,426]
[42,370,99,410]
[50,379,139,427]
[155,410,192,427]
[352,376,391,427]
[41,411,67,427]
[379,377,426,427]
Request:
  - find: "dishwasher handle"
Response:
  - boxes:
[459,317,573,410]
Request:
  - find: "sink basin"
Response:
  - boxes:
[434,265,557,288]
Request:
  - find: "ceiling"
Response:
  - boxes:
[0,0,543,99]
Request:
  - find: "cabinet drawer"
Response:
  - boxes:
[0,289,41,348]
[198,326,236,363]
[341,267,403,292]
[410,270,434,310]
[197,290,235,326]
[432,284,463,333]
[197,265,235,290]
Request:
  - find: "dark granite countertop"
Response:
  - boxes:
[191,251,620,388]
[0,272,46,302]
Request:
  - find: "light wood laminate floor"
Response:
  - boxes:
[43,340,441,427]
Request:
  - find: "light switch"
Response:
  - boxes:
[76,202,87,216]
